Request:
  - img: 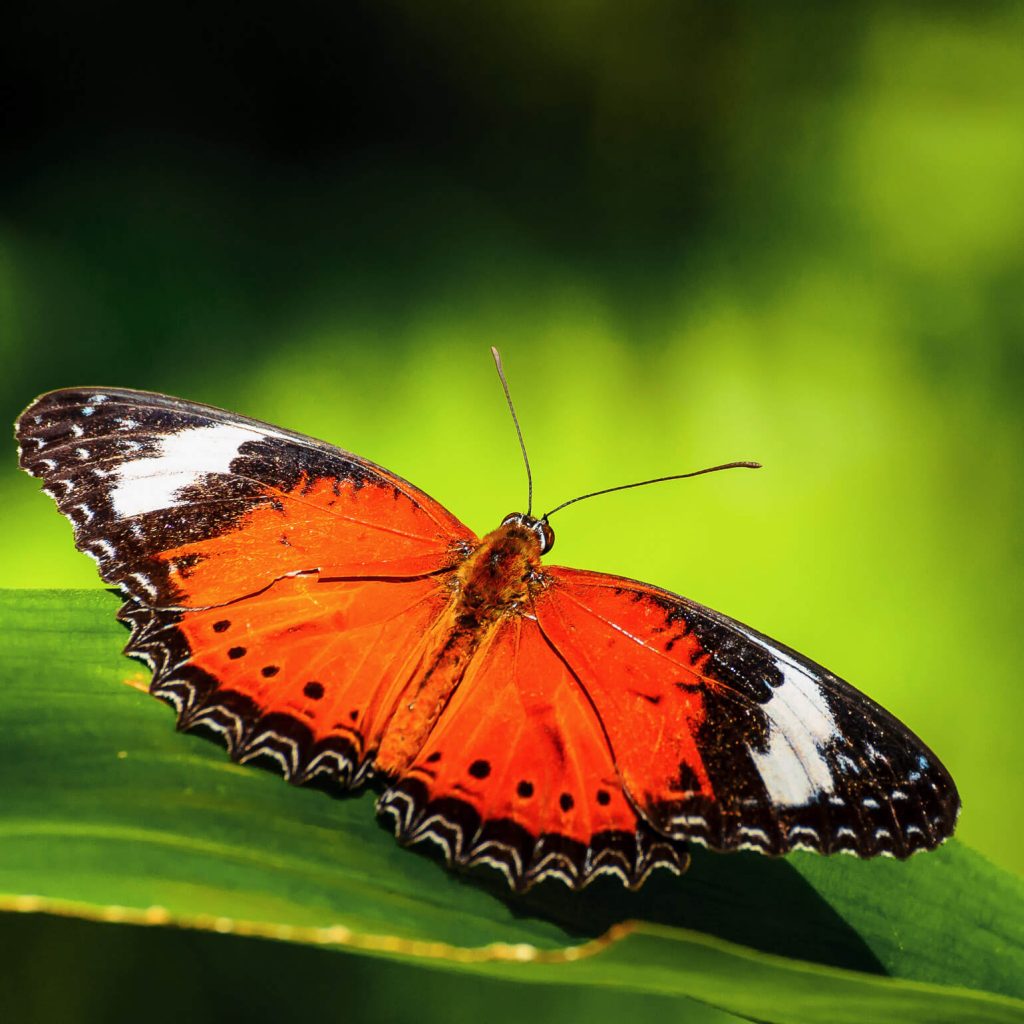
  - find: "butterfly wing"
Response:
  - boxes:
[532,567,960,858]
[17,388,477,788]
[121,573,453,787]
[16,388,475,608]
[378,613,689,890]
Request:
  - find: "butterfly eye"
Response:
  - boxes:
[537,519,555,554]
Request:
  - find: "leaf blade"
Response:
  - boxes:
[1,588,1021,1024]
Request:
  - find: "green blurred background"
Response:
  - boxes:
[1,1,1022,1015]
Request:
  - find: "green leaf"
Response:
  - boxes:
[1,589,1021,1024]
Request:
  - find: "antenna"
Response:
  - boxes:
[491,347,534,516]
[542,462,761,520]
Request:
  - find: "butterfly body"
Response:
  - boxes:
[378,517,547,772]
[16,385,960,891]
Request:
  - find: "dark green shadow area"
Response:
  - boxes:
[402,839,885,976]
[404,824,1024,1000]
[0,912,743,1024]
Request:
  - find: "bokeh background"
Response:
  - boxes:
[2,2,1022,1015]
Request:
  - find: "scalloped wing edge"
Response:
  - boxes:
[118,598,372,789]
[376,777,690,892]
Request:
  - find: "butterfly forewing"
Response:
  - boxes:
[16,388,475,608]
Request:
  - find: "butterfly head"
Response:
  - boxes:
[500,512,555,555]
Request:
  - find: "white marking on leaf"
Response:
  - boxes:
[110,423,255,518]
[746,648,837,808]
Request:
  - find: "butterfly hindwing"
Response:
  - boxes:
[378,614,689,890]
[16,388,475,608]
[121,571,453,788]
[534,568,960,858]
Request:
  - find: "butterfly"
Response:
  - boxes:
[15,357,959,891]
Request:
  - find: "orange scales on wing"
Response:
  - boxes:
[170,512,687,882]
[168,572,453,777]
[534,568,715,820]
[159,471,469,608]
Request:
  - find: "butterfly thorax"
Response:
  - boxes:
[454,520,547,626]
[374,521,546,775]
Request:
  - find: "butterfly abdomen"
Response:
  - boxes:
[375,624,481,775]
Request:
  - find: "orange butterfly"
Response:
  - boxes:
[16,351,959,890]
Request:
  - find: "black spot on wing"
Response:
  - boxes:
[634,691,662,705]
